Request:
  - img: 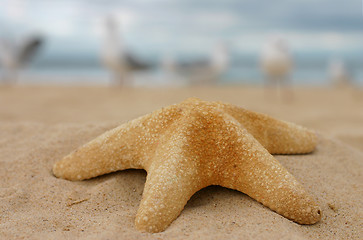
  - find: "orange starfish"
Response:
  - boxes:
[53,98,321,233]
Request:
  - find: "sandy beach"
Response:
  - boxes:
[0,85,362,239]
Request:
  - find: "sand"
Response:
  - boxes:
[0,85,362,239]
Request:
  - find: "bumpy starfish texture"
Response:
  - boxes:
[53,98,321,233]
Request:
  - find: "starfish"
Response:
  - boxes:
[53,98,321,233]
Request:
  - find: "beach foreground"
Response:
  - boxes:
[0,86,362,239]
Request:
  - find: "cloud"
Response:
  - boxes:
[232,31,363,53]
[0,0,361,58]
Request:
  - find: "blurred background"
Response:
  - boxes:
[0,0,362,87]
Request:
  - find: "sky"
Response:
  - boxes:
[0,0,362,65]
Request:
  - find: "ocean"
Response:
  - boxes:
[2,55,362,86]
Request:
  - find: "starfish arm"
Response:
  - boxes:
[218,133,321,224]
[217,102,317,154]
[52,122,145,181]
[135,136,207,233]
[53,105,184,181]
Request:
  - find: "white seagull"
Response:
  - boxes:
[0,34,43,84]
[260,36,293,100]
[328,58,350,87]
[101,16,151,87]
[161,42,230,85]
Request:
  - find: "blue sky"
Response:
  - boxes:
[0,0,362,63]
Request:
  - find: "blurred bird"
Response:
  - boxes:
[328,58,350,87]
[0,35,43,84]
[210,42,229,77]
[161,53,177,74]
[260,36,293,100]
[161,42,229,85]
[101,16,151,87]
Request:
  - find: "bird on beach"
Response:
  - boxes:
[209,42,230,84]
[161,42,230,86]
[101,16,151,87]
[328,58,350,87]
[260,36,293,100]
[0,34,43,84]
